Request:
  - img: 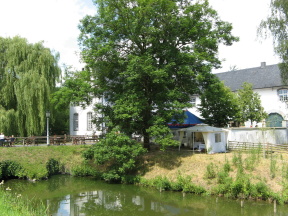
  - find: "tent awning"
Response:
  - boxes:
[167,110,203,128]
[178,124,225,133]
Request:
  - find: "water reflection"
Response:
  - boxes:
[4,175,288,216]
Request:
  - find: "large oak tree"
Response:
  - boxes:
[0,36,61,136]
[79,0,238,149]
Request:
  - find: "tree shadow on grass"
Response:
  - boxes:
[138,147,197,175]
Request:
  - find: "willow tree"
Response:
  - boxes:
[0,36,61,136]
[258,0,288,82]
[79,0,238,149]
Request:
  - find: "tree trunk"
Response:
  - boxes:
[143,131,150,150]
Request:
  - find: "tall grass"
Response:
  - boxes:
[0,186,47,216]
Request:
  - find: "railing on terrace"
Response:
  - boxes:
[228,141,288,154]
[0,135,99,147]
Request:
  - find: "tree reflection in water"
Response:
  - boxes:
[4,175,288,216]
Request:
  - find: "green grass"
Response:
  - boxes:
[0,145,90,180]
[0,187,47,216]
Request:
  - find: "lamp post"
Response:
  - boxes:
[46,111,50,146]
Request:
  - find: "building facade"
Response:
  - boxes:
[70,62,288,135]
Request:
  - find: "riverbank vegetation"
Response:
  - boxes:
[1,144,288,204]
[0,186,46,216]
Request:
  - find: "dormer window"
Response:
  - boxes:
[278,89,288,102]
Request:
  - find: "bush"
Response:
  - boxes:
[83,129,147,183]
[46,158,60,177]
[171,173,192,191]
[0,160,23,180]
[205,163,217,179]
[250,181,270,200]
[72,165,101,178]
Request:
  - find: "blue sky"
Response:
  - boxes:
[0,0,280,72]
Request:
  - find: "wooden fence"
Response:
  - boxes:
[2,135,99,146]
[228,141,288,154]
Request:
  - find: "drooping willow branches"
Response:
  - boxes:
[0,36,61,136]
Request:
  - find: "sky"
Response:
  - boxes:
[0,0,281,73]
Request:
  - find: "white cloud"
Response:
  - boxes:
[0,0,280,73]
[209,0,280,72]
[0,0,95,70]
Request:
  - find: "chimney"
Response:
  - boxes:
[260,62,266,69]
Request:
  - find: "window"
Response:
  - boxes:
[87,112,93,131]
[215,133,221,143]
[191,96,196,106]
[73,113,79,131]
[278,89,288,102]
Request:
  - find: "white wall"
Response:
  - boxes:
[187,86,288,127]
[227,127,288,145]
[69,98,103,136]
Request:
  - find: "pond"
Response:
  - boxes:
[4,175,288,216]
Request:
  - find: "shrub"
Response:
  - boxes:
[152,176,172,191]
[72,165,101,178]
[205,163,216,179]
[171,173,192,191]
[223,160,232,173]
[0,160,23,180]
[250,181,270,200]
[270,154,277,179]
[83,129,147,183]
[46,158,60,177]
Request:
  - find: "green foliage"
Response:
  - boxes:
[245,149,260,171]
[198,74,240,127]
[0,36,61,136]
[72,165,101,178]
[205,163,217,179]
[46,158,61,177]
[139,173,206,195]
[152,176,172,191]
[223,160,232,173]
[83,129,147,183]
[171,172,192,191]
[250,182,271,200]
[237,82,267,125]
[79,0,238,148]
[258,0,288,83]
[0,160,23,180]
[51,69,94,109]
[0,188,47,216]
[270,154,277,179]
[147,124,178,150]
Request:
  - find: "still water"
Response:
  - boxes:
[4,175,288,216]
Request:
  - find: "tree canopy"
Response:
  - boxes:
[258,0,288,82]
[237,82,267,126]
[79,0,238,148]
[0,36,61,136]
[198,74,240,127]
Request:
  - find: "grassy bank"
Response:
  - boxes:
[0,188,47,216]
[1,145,288,203]
[0,145,90,180]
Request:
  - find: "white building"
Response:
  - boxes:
[70,62,288,135]
[69,98,104,136]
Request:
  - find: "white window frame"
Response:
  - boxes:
[87,112,93,131]
[73,113,79,131]
[191,96,196,106]
[278,89,288,102]
[215,133,221,143]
